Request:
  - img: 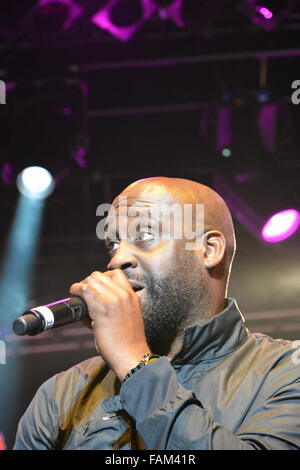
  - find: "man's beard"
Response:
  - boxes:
[126,253,209,354]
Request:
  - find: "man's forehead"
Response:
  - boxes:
[105,192,203,228]
[107,185,204,227]
[107,197,180,225]
[113,190,181,209]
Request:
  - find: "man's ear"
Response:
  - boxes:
[203,230,226,269]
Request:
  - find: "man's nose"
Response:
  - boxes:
[107,241,138,271]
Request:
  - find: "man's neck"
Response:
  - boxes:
[165,297,227,361]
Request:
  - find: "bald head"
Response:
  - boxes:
[117,176,236,277]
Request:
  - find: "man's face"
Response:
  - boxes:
[104,193,208,347]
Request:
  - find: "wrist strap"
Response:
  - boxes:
[123,353,160,383]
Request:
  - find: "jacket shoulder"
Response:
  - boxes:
[54,355,116,403]
[251,331,293,347]
[246,332,300,381]
[249,331,295,358]
[58,355,108,380]
[53,356,117,448]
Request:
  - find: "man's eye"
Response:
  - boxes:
[107,241,120,251]
[137,231,154,241]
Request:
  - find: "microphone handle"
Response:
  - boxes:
[13,296,88,336]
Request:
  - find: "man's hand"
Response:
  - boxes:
[70,269,150,382]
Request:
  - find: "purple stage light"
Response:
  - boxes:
[261,209,300,243]
[91,0,157,42]
[72,146,88,168]
[256,6,273,20]
[155,0,185,27]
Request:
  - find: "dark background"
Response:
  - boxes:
[0,0,300,449]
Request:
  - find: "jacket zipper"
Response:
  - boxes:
[170,327,187,366]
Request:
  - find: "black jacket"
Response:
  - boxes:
[14,298,300,450]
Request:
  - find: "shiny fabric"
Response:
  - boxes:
[14,298,300,450]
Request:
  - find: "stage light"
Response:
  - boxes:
[214,173,300,244]
[261,209,300,243]
[241,0,296,32]
[91,0,157,42]
[151,0,185,26]
[256,89,271,103]
[256,5,273,19]
[0,431,6,450]
[0,178,50,443]
[17,166,54,200]
[222,148,232,157]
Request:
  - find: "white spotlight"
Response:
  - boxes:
[17,166,54,200]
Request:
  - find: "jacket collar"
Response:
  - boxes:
[171,298,249,365]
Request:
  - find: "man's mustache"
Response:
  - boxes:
[124,271,151,289]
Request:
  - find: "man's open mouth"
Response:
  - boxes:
[128,280,146,293]
[133,286,144,292]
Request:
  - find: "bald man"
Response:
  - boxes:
[14,177,300,450]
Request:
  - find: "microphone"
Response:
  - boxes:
[12,296,88,336]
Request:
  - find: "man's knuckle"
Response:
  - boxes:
[121,289,131,301]
[77,282,88,292]
[91,271,100,279]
